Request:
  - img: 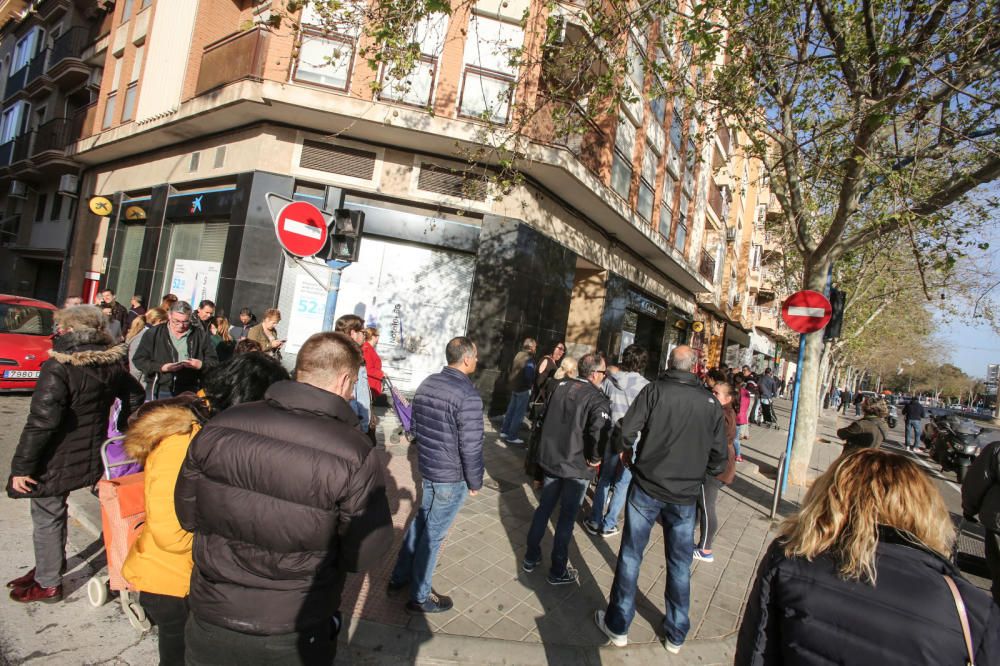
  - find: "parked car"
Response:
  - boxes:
[0,295,57,392]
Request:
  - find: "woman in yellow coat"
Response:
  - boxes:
[122,353,289,665]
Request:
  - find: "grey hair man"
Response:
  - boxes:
[597,345,727,654]
[132,300,218,398]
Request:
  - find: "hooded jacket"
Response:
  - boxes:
[8,330,144,497]
[837,415,888,452]
[621,369,728,504]
[122,401,205,598]
[132,322,218,396]
[737,528,1000,665]
[175,380,393,635]
[963,440,1000,533]
[536,378,611,479]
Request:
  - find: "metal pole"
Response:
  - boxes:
[781,333,807,493]
[321,259,350,331]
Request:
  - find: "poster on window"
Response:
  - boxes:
[285,272,329,354]
[334,238,475,392]
[170,259,221,307]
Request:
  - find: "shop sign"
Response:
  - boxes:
[170,259,221,305]
[750,330,776,356]
[88,196,113,216]
[166,189,238,219]
[285,271,329,354]
[626,290,668,320]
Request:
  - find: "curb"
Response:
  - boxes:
[67,487,103,539]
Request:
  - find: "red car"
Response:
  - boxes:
[0,294,57,392]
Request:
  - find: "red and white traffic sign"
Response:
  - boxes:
[781,290,832,334]
[274,201,329,257]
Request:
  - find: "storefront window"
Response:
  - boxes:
[113,223,146,300]
[158,221,228,305]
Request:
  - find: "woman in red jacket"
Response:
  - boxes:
[363,327,385,404]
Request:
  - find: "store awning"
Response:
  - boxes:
[724,323,751,347]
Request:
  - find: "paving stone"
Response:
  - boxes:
[439,613,487,637]
[483,616,533,641]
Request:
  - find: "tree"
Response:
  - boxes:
[707,0,1000,484]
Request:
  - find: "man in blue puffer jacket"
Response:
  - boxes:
[389,336,484,614]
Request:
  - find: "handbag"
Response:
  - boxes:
[943,575,976,666]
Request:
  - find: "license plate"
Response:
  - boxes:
[3,370,39,379]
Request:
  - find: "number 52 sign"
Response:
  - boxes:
[285,273,328,353]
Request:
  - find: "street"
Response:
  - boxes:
[0,395,994,665]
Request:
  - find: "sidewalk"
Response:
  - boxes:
[62,398,846,665]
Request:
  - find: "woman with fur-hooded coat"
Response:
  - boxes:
[6,305,144,604]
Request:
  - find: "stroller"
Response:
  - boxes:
[86,435,151,632]
[383,375,415,443]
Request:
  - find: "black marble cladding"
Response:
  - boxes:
[466,215,577,415]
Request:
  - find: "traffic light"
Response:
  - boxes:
[321,209,365,262]
[824,287,846,340]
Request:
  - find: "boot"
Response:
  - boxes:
[6,568,36,590]
[9,581,62,603]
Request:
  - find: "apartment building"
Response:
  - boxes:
[0,0,110,302]
[51,0,780,407]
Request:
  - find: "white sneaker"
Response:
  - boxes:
[663,638,683,654]
[594,609,627,647]
[506,437,524,445]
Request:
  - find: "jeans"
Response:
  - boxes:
[501,390,531,438]
[141,592,188,666]
[591,447,631,531]
[733,434,742,459]
[391,480,467,603]
[185,615,332,666]
[905,419,922,449]
[30,494,69,588]
[605,483,697,645]
[525,474,590,577]
[697,477,722,551]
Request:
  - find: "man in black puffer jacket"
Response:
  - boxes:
[389,336,483,614]
[7,306,144,603]
[597,345,727,655]
[523,352,611,585]
[175,332,392,664]
[963,439,1000,604]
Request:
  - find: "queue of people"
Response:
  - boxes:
[5,298,999,665]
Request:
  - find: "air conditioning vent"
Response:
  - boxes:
[9,180,28,198]
[58,174,79,195]
[417,163,487,201]
[300,140,376,181]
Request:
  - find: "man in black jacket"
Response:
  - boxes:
[100,288,128,333]
[903,397,926,451]
[962,439,1000,604]
[523,352,610,585]
[132,301,218,398]
[596,345,727,655]
[175,332,393,664]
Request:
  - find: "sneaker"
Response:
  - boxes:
[594,609,628,647]
[735,455,744,463]
[9,581,62,604]
[405,592,454,614]
[583,519,601,536]
[663,638,683,654]
[522,558,541,573]
[506,437,525,445]
[693,549,714,563]
[547,567,579,585]
[599,525,620,538]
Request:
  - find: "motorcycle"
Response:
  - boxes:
[886,402,898,429]
[921,413,982,482]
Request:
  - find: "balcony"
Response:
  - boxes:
[69,101,98,143]
[699,249,717,282]
[0,214,20,247]
[47,27,90,89]
[708,181,728,223]
[195,28,269,97]
[24,50,48,94]
[752,305,780,332]
[10,132,32,165]
[35,0,70,22]
[4,64,29,101]
[32,118,73,158]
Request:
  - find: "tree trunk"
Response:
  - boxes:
[787,268,832,486]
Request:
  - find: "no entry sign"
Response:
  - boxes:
[781,290,832,334]
[275,201,329,257]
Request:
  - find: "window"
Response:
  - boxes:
[676,192,690,251]
[458,14,524,124]
[755,202,767,227]
[130,45,144,82]
[13,29,40,71]
[684,135,697,194]
[34,193,47,222]
[650,96,666,124]
[379,13,447,108]
[141,0,153,9]
[670,102,683,152]
[121,83,137,121]
[110,56,122,91]
[1,102,28,142]
[637,144,657,221]
[294,33,355,91]
[102,93,117,128]
[751,244,762,271]
[121,0,135,22]
[658,202,672,238]
[611,115,635,199]
[627,37,645,89]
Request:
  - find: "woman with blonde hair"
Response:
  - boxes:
[127,307,167,388]
[737,448,1000,664]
